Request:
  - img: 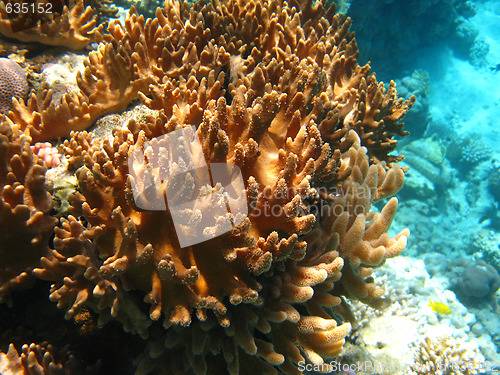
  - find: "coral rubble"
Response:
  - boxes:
[0,0,414,373]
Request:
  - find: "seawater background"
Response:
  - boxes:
[331,0,500,369]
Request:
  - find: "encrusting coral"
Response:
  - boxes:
[0,0,413,373]
[0,57,28,114]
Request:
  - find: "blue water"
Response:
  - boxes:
[340,0,500,370]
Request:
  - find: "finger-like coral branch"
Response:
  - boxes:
[0,342,100,374]
[0,124,56,305]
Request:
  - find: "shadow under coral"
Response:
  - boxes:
[0,279,144,374]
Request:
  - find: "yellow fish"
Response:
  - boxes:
[429,300,451,315]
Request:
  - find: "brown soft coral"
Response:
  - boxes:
[3,0,412,148]
[30,0,412,373]
[0,124,56,306]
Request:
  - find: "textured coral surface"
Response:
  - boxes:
[0,0,414,373]
[0,57,28,114]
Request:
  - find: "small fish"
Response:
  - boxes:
[429,300,451,315]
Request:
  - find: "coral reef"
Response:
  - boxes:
[0,57,28,114]
[0,0,414,373]
[344,255,500,374]
[0,0,103,50]
[4,0,413,151]
[450,135,492,167]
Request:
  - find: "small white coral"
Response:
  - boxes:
[40,54,86,103]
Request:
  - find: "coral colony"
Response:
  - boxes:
[0,57,28,113]
[0,0,415,373]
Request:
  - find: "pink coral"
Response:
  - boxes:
[32,142,61,169]
[0,58,28,114]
